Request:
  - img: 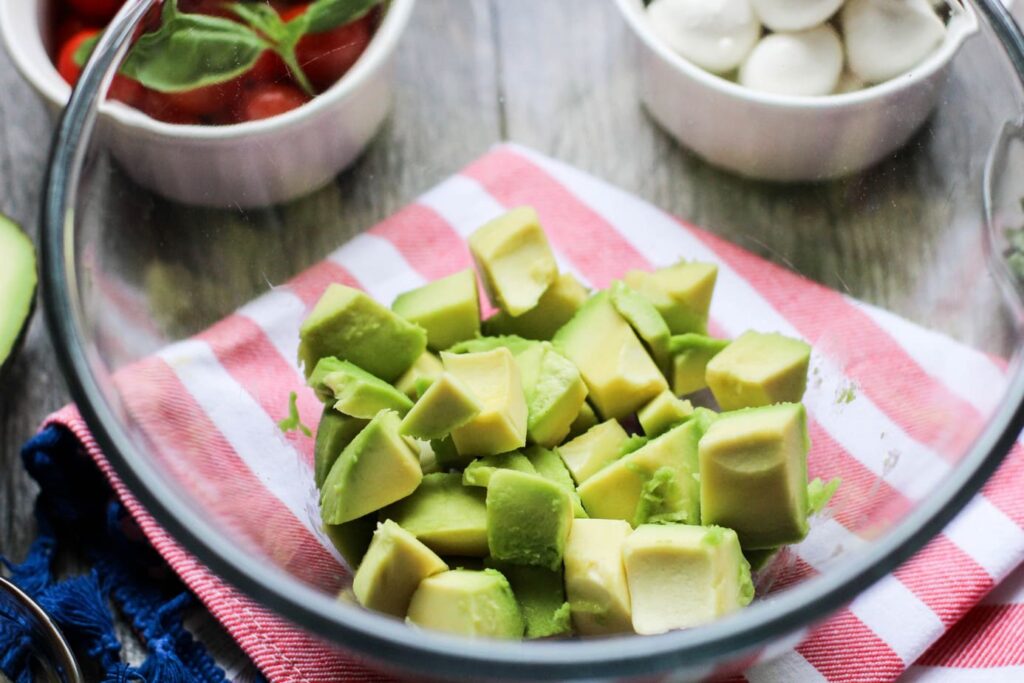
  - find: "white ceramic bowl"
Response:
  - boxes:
[615,0,979,182]
[0,0,415,208]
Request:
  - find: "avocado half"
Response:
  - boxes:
[0,214,37,381]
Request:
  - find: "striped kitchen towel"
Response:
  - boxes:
[44,144,1024,682]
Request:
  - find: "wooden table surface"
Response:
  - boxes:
[1,0,1018,678]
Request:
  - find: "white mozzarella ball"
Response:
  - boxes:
[749,0,845,31]
[739,25,844,96]
[647,0,762,74]
[842,0,947,83]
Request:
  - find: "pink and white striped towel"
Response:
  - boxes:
[46,144,1024,682]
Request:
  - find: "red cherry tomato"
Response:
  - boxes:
[160,77,246,117]
[241,83,310,121]
[53,16,102,56]
[57,29,101,86]
[247,50,288,85]
[66,0,125,23]
[138,90,205,125]
[282,5,374,93]
[107,75,145,107]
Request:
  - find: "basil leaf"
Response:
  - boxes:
[73,33,101,68]
[120,0,268,93]
[230,2,288,42]
[300,0,383,35]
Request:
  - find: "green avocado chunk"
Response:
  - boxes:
[392,268,481,351]
[624,261,718,335]
[320,410,423,525]
[395,351,444,399]
[447,334,536,356]
[313,359,414,418]
[705,331,811,410]
[486,470,573,570]
[469,207,559,316]
[524,445,588,519]
[557,419,630,484]
[430,435,470,470]
[0,215,36,380]
[353,520,448,617]
[485,559,572,638]
[515,342,589,448]
[483,272,589,340]
[563,518,634,635]
[299,284,426,382]
[442,348,528,457]
[622,524,753,635]
[381,472,489,556]
[610,280,672,374]
[407,569,525,639]
[637,391,694,438]
[553,292,667,420]
[314,408,368,490]
[463,452,536,488]
[399,372,483,440]
[669,334,731,396]
[324,515,377,569]
[698,403,810,549]
[567,401,599,439]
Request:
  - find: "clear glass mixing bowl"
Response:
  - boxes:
[40,0,1024,679]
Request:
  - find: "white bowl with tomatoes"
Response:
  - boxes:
[1,0,415,207]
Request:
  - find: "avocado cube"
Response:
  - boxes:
[669,334,730,396]
[557,419,629,484]
[564,518,633,635]
[705,331,811,410]
[442,348,528,457]
[324,515,376,569]
[462,452,536,488]
[698,403,810,549]
[622,524,753,634]
[392,269,481,351]
[315,359,414,419]
[299,284,426,382]
[567,401,599,439]
[486,470,573,570]
[610,280,672,374]
[320,410,422,525]
[430,435,471,470]
[399,372,483,440]
[447,334,536,356]
[469,207,559,316]
[553,292,667,420]
[314,408,368,490]
[381,472,488,556]
[578,420,701,526]
[524,445,588,519]
[638,391,694,438]
[516,343,589,448]
[395,351,444,399]
[353,520,449,617]
[485,559,572,638]
[407,569,524,638]
[624,262,717,335]
[483,272,589,340]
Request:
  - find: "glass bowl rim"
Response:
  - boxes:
[39,1,1024,678]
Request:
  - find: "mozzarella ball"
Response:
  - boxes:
[834,70,867,94]
[749,0,845,31]
[842,0,947,83]
[739,25,844,96]
[648,0,762,74]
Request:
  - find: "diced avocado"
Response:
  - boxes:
[486,470,573,570]
[352,520,448,617]
[808,477,841,515]
[516,342,589,447]
[413,438,441,475]
[392,269,481,351]
[705,331,811,410]
[567,401,599,439]
[618,434,649,458]
[524,445,588,519]
[563,518,633,635]
[307,356,348,403]
[314,408,368,490]
[578,420,701,526]
[669,334,731,396]
[324,515,376,569]
[610,280,672,374]
[744,547,781,573]
[469,207,559,316]
[557,419,630,484]
[485,559,572,638]
[463,452,536,488]
[553,292,667,420]
[638,391,694,438]
[407,569,524,638]
[624,261,718,335]
[316,360,414,419]
[399,372,482,440]
[0,214,36,381]
[381,472,488,556]
[442,348,528,457]
[622,524,753,635]
[483,272,588,340]
[298,284,426,382]
[441,556,487,571]
[395,351,444,399]
[698,403,810,549]
[447,334,536,356]
[320,410,422,525]
[430,435,471,470]
[690,406,720,434]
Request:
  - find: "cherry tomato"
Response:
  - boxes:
[159,77,246,117]
[139,90,205,125]
[66,0,125,23]
[282,5,374,93]
[56,29,100,86]
[241,83,310,121]
[247,50,288,85]
[53,16,102,56]
[107,75,145,107]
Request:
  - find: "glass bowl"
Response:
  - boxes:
[39,0,1024,679]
